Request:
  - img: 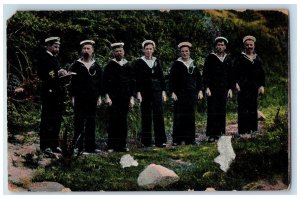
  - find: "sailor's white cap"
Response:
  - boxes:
[215,36,229,44]
[111,42,124,49]
[45,37,60,45]
[178,41,192,49]
[80,40,95,46]
[243,35,256,43]
[142,40,156,48]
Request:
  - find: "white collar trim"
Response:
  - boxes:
[212,52,227,63]
[46,50,54,56]
[112,58,128,66]
[242,52,257,63]
[141,56,157,68]
[177,57,194,68]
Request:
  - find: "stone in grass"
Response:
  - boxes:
[120,154,138,168]
[137,164,179,189]
[214,136,236,172]
[28,181,67,192]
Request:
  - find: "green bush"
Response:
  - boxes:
[7,98,40,135]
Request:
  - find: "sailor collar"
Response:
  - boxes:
[112,58,128,66]
[242,52,257,63]
[46,50,54,56]
[141,56,157,68]
[177,57,195,68]
[212,52,227,63]
[78,58,95,68]
[77,58,96,76]
[177,57,195,74]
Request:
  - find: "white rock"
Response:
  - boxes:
[214,136,236,172]
[120,154,138,168]
[137,164,179,189]
[205,187,216,191]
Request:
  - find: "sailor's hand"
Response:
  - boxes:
[105,94,112,106]
[206,88,211,96]
[58,69,68,77]
[258,86,265,95]
[236,83,241,92]
[198,90,203,100]
[97,96,102,106]
[137,92,142,103]
[227,89,233,98]
[171,92,178,101]
[162,91,167,102]
[129,96,135,108]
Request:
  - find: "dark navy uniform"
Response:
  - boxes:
[169,59,203,145]
[37,49,63,151]
[103,59,135,151]
[135,57,167,147]
[234,53,265,134]
[203,53,234,137]
[70,59,102,152]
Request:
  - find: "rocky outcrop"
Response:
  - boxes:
[7,132,70,192]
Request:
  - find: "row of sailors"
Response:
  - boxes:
[37,36,265,154]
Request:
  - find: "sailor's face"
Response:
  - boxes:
[180,47,190,60]
[244,40,255,54]
[144,44,154,58]
[82,44,94,58]
[49,43,60,56]
[216,41,226,53]
[113,47,125,61]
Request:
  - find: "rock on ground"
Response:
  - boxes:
[137,164,179,189]
[120,154,138,168]
[214,136,236,172]
[28,181,66,192]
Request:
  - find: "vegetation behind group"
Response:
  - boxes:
[6,9,290,191]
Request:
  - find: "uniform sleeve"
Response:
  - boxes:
[129,63,136,97]
[37,53,61,94]
[37,55,56,82]
[232,55,241,86]
[157,60,166,91]
[37,61,49,81]
[134,59,141,93]
[168,62,177,94]
[69,62,78,97]
[257,57,266,87]
[195,66,204,92]
[97,64,104,97]
[227,57,235,90]
[102,62,111,96]
[202,56,210,90]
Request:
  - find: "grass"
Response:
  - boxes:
[9,79,289,191]
[33,144,219,191]
[32,120,288,191]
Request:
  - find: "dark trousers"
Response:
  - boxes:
[238,88,258,134]
[73,97,97,152]
[40,99,62,151]
[172,92,196,144]
[107,97,130,151]
[140,91,166,146]
[206,90,226,136]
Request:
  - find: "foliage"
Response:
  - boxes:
[230,111,289,185]
[6,10,288,78]
[33,120,288,191]
[7,10,289,190]
[7,98,40,135]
